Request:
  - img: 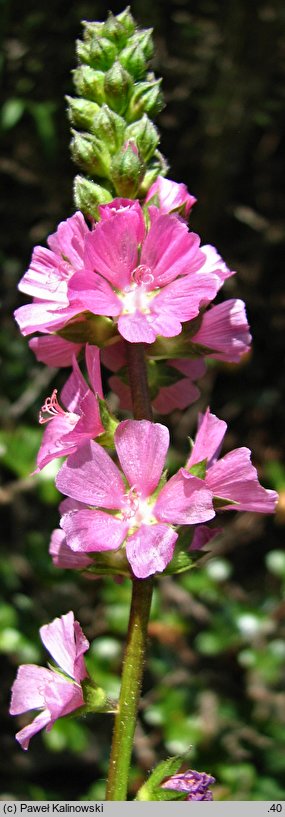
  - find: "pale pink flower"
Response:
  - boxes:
[10,612,89,750]
[49,528,93,569]
[145,175,197,217]
[186,408,278,513]
[69,206,222,344]
[29,335,84,367]
[35,344,103,471]
[191,299,251,362]
[14,212,89,336]
[56,420,215,579]
[162,769,215,801]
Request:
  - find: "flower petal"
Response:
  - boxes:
[56,440,126,508]
[61,509,128,553]
[118,311,157,343]
[187,408,227,469]
[206,448,279,513]
[47,211,88,269]
[152,378,200,414]
[190,525,223,551]
[69,271,121,316]
[115,419,169,498]
[84,210,140,289]
[15,710,51,751]
[141,215,204,286]
[191,299,251,362]
[10,665,54,714]
[85,344,103,397]
[40,611,89,682]
[155,471,215,525]
[151,271,220,323]
[126,524,177,578]
[29,335,83,367]
[61,356,89,413]
[49,528,93,569]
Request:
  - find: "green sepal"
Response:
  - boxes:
[104,61,132,116]
[147,313,214,360]
[213,495,239,509]
[82,679,115,713]
[132,28,154,61]
[66,96,100,130]
[97,395,119,447]
[138,150,168,196]
[111,142,144,198]
[136,754,188,801]
[91,104,125,154]
[119,42,147,81]
[76,36,117,71]
[71,130,112,177]
[57,314,118,346]
[125,115,159,162]
[103,11,130,49]
[187,458,207,480]
[115,7,136,38]
[163,537,195,576]
[73,176,113,218]
[72,66,106,105]
[83,548,131,578]
[126,79,164,123]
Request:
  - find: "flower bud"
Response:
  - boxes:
[125,114,159,161]
[103,11,128,49]
[81,21,105,42]
[119,42,147,80]
[58,313,117,345]
[126,78,164,123]
[132,28,154,60]
[66,96,100,130]
[76,36,117,71]
[104,61,132,116]
[91,104,125,154]
[71,130,111,177]
[116,7,136,37]
[111,140,144,197]
[73,175,112,217]
[73,66,105,105]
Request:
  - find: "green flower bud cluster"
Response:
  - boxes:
[67,7,167,216]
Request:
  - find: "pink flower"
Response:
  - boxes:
[29,335,84,367]
[56,419,215,579]
[10,612,89,750]
[14,212,89,336]
[162,769,215,801]
[191,299,251,362]
[186,409,278,513]
[49,528,93,569]
[190,524,223,551]
[145,175,197,217]
[35,344,104,471]
[69,206,222,344]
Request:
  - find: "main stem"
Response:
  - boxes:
[105,342,154,800]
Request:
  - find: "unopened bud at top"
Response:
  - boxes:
[126,78,164,123]
[119,42,147,80]
[92,104,125,154]
[73,175,112,218]
[66,96,100,130]
[71,130,111,177]
[76,36,117,71]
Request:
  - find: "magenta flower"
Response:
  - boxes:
[10,612,89,750]
[35,344,104,471]
[162,769,215,801]
[145,175,197,217]
[186,408,278,513]
[14,212,89,336]
[55,419,215,579]
[49,528,93,569]
[191,299,251,362]
[68,206,224,344]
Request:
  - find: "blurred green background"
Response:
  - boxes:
[1,0,285,801]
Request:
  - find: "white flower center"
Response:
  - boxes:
[121,486,156,528]
[120,265,155,315]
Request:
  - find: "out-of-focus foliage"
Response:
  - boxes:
[1,0,284,802]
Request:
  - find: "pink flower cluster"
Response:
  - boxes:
[11,176,278,760]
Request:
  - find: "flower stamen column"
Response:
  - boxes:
[106,342,154,800]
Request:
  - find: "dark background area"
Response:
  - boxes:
[0,0,285,801]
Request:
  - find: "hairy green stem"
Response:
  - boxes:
[105,342,154,800]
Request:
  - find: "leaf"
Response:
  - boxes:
[0,426,42,477]
[136,754,188,800]
[1,99,25,129]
